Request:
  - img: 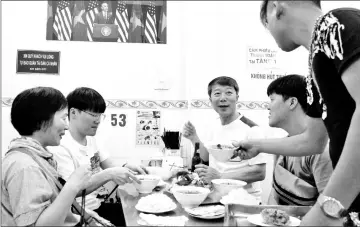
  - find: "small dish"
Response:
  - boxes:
[184,204,225,219]
[187,212,224,220]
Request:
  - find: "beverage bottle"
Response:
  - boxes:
[191,142,201,172]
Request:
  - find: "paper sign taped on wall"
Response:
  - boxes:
[136,110,161,146]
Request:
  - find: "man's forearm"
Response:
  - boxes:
[220,164,266,184]
[253,117,328,156]
[76,169,112,197]
[101,158,124,169]
[322,109,360,209]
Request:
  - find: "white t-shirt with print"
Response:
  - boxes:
[49,132,110,210]
[203,114,272,203]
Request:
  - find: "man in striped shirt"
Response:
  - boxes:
[265,75,333,206]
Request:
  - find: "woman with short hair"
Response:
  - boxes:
[1,87,91,226]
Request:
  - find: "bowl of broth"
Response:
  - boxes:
[171,186,210,208]
[206,144,235,162]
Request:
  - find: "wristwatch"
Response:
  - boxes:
[317,193,348,219]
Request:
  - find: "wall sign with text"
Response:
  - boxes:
[249,69,287,80]
[16,50,60,74]
[246,46,279,69]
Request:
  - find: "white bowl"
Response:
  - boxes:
[133,175,161,194]
[212,179,247,197]
[207,144,234,162]
[171,186,210,208]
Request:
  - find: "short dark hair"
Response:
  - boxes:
[11,87,67,136]
[267,74,307,111]
[208,76,239,97]
[260,0,321,27]
[67,87,106,115]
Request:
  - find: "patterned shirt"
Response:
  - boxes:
[306,8,360,212]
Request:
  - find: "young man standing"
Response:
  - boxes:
[49,87,147,226]
[234,1,360,225]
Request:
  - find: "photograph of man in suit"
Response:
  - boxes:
[94,2,114,24]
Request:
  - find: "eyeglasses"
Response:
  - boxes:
[82,110,106,121]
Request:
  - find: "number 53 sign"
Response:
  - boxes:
[110,114,126,127]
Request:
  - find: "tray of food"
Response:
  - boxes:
[247,208,301,226]
[224,204,312,226]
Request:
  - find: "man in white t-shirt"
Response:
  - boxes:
[183,76,270,203]
[49,87,147,227]
[50,132,110,211]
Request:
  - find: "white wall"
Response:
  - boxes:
[2,1,360,203]
[1,1,188,159]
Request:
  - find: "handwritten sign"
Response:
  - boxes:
[247,46,278,69]
[16,50,60,74]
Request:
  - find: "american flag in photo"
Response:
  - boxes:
[85,0,99,41]
[53,0,72,40]
[114,1,130,42]
[145,1,157,43]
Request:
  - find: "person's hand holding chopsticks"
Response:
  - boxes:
[106,167,141,185]
[123,163,148,175]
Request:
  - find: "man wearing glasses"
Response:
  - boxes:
[49,87,147,226]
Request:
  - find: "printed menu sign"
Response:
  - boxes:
[136,110,161,146]
[16,50,60,74]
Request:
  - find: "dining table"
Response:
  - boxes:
[116,182,313,226]
[117,183,226,226]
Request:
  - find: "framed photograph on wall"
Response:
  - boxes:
[46,0,167,44]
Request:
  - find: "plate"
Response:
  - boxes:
[247,214,301,226]
[137,214,188,226]
[137,219,150,226]
[219,195,260,206]
[184,205,225,220]
[167,184,214,194]
[135,203,177,214]
[186,212,224,220]
[187,212,224,220]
